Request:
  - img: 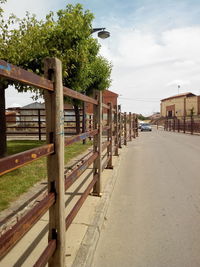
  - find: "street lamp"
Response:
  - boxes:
[178,85,180,94]
[92,28,110,39]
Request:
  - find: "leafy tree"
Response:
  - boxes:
[0,4,112,157]
[0,0,6,15]
[137,114,149,121]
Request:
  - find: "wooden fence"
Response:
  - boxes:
[0,58,138,266]
[164,115,200,135]
[6,107,84,140]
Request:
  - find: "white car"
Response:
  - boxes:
[141,123,152,131]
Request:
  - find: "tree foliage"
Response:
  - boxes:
[0,3,112,156]
[0,4,112,94]
[0,0,6,16]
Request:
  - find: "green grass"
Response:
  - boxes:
[0,140,92,212]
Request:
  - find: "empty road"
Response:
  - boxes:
[92,128,200,267]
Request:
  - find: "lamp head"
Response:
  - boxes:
[98,30,110,39]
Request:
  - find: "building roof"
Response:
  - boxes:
[161,92,196,102]
[22,102,45,109]
[103,90,119,97]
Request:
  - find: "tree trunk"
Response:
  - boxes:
[0,85,7,158]
[74,103,80,134]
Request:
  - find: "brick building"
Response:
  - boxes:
[86,90,118,114]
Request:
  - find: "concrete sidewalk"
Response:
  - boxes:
[0,144,126,266]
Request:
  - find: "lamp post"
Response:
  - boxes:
[178,85,180,94]
[92,28,110,39]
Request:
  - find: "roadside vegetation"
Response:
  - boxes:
[0,3,112,157]
[0,140,92,211]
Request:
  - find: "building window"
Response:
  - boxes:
[168,110,173,117]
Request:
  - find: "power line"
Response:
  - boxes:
[119,97,159,103]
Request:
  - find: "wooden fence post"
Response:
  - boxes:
[44,58,66,267]
[129,112,132,141]
[136,116,138,137]
[164,119,166,131]
[93,90,102,195]
[82,102,86,144]
[191,114,193,135]
[124,112,127,145]
[114,105,119,156]
[107,102,113,168]
[178,119,180,132]
[118,105,122,148]
[133,114,136,138]
[38,109,41,141]
[89,114,92,140]
[183,116,186,133]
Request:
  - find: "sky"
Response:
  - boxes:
[3,0,200,115]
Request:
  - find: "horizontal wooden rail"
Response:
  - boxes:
[7,126,46,129]
[65,152,98,191]
[102,156,111,171]
[0,193,55,260]
[7,125,83,128]
[8,114,45,117]
[102,125,110,131]
[7,108,45,111]
[7,120,43,123]
[33,239,57,267]
[64,114,83,117]
[102,140,110,152]
[6,114,82,118]
[64,126,84,129]
[64,129,98,146]
[0,144,54,176]
[65,174,98,231]
[102,103,110,109]
[63,86,98,105]
[112,144,117,154]
[0,60,54,91]
[65,150,93,171]
[102,153,108,161]
[6,131,46,135]
[6,108,82,112]
[6,131,86,136]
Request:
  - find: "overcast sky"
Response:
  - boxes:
[3,0,200,115]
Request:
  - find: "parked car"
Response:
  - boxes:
[138,121,145,129]
[141,123,152,131]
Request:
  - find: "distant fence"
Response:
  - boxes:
[0,58,138,266]
[163,115,200,135]
[6,107,84,140]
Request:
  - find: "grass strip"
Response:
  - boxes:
[0,140,92,211]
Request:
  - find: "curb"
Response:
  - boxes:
[72,147,125,267]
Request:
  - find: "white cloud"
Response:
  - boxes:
[3,0,200,115]
[3,0,57,19]
[99,25,200,115]
[166,80,191,87]
[5,87,43,108]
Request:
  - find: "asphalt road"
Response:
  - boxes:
[92,128,200,267]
